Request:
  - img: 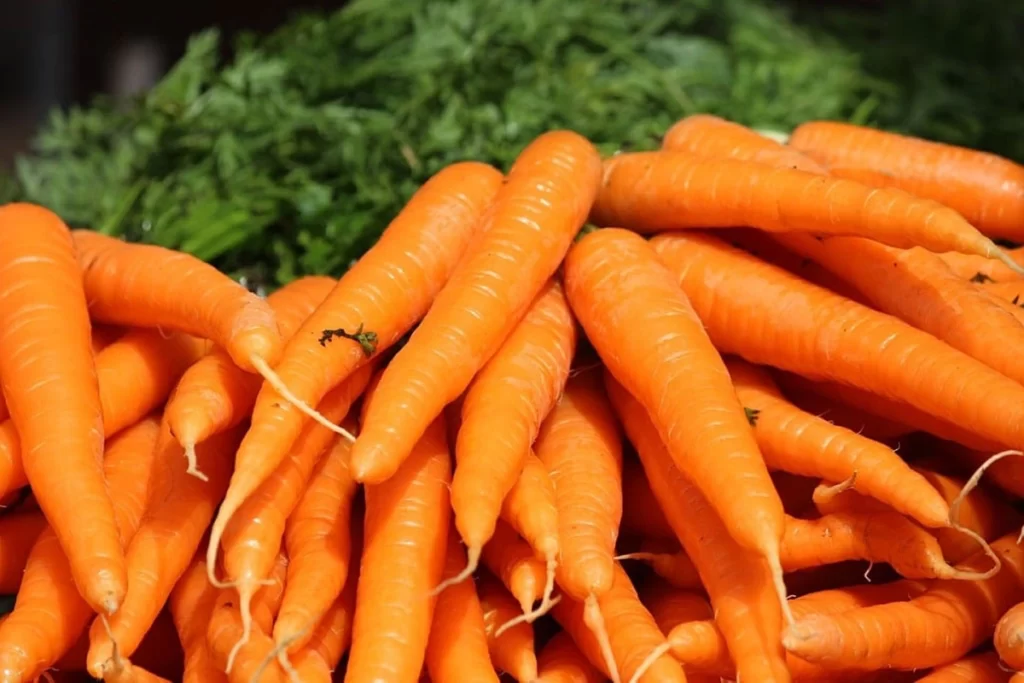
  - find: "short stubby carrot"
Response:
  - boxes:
[605,373,792,683]
[351,131,601,484]
[783,531,1024,670]
[650,231,1024,455]
[447,278,576,593]
[662,113,825,173]
[0,416,161,683]
[566,228,790,621]
[0,203,123,615]
[166,274,335,462]
[344,415,451,683]
[916,652,1009,683]
[996,601,1024,671]
[0,512,47,594]
[169,553,227,683]
[789,120,1024,242]
[536,630,604,683]
[499,448,560,582]
[73,230,283,375]
[592,151,1021,269]
[726,356,949,527]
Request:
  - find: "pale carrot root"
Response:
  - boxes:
[626,641,673,683]
[97,614,123,679]
[765,548,794,627]
[250,630,304,683]
[539,553,558,616]
[225,575,274,675]
[430,545,480,597]
[494,595,563,639]
[249,356,357,443]
[989,245,1024,277]
[815,472,858,505]
[584,595,620,683]
[182,441,208,482]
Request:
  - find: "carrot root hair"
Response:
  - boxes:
[98,614,123,677]
[226,577,272,675]
[584,594,620,683]
[39,673,56,683]
[182,441,208,482]
[766,548,794,627]
[614,552,660,563]
[249,356,357,443]
[430,545,480,597]
[540,553,558,616]
[814,472,858,505]
[626,641,672,683]
[253,630,305,683]
[990,246,1024,278]
[494,594,563,639]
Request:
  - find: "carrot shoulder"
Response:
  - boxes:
[566,228,789,617]
[351,131,601,484]
[0,203,123,615]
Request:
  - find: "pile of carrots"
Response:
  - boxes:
[0,113,1023,683]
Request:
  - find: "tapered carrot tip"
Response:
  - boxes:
[349,446,391,484]
[781,617,831,656]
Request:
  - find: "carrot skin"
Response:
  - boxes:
[0,512,46,594]
[169,554,227,683]
[481,520,547,614]
[478,572,540,683]
[662,114,825,173]
[995,601,1024,671]
[915,651,1010,682]
[536,630,604,683]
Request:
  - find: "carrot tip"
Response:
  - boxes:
[626,641,672,683]
[494,594,563,639]
[765,549,795,627]
[430,545,480,597]
[584,595,620,683]
[249,355,357,443]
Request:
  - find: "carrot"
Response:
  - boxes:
[102,660,172,683]
[620,460,674,541]
[651,231,1024,456]
[425,534,500,683]
[783,531,1024,670]
[605,372,791,682]
[351,131,601,484]
[534,367,622,649]
[662,113,826,173]
[592,151,1022,270]
[166,275,335,469]
[617,541,702,591]
[273,421,359,654]
[304,536,360,671]
[981,279,1024,306]
[788,120,1024,241]
[727,356,948,527]
[85,423,245,678]
[481,520,548,615]
[916,652,1010,683]
[638,580,712,629]
[536,631,603,683]
[567,228,791,621]
[73,229,283,376]
[938,250,1024,283]
[444,278,575,595]
[344,412,451,683]
[209,365,372,653]
[0,203,124,614]
[0,416,161,682]
[0,327,206,496]
[169,553,227,683]
[0,511,46,593]
[777,375,912,442]
[996,601,1024,671]
[478,572,541,683]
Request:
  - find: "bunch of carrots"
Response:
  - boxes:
[0,113,1023,683]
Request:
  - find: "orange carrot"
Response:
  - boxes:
[605,372,791,682]
[726,356,948,527]
[567,228,790,621]
[85,424,245,678]
[789,120,1024,241]
[938,250,1024,283]
[0,416,161,682]
[996,601,1024,671]
[169,553,227,683]
[536,631,604,683]
[981,279,1024,306]
[446,277,575,594]
[0,327,206,496]
[344,413,451,683]
[304,532,360,671]
[481,520,547,615]
[166,275,335,465]
[617,541,702,591]
[916,651,1010,683]
[0,203,123,614]
[73,229,283,375]
[639,579,712,630]
[0,511,46,594]
[351,131,601,484]
[102,660,172,683]
[592,151,1021,269]
[478,572,540,683]
[651,231,1024,455]
[425,534,500,683]
[662,113,826,173]
[783,531,1024,670]
[778,375,911,442]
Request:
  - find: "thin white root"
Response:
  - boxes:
[754,128,790,144]
[814,472,858,504]
[249,631,304,683]
[950,449,1022,527]
[614,552,660,563]
[494,595,563,639]
[584,594,620,683]
[250,356,356,443]
[538,555,558,617]
[627,641,672,683]
[992,246,1024,278]
[431,546,480,598]
[183,441,208,482]
[98,614,123,678]
[39,671,56,683]
[944,525,1002,581]
[766,550,794,627]
[227,578,262,675]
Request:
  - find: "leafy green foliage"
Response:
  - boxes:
[3,0,1018,287]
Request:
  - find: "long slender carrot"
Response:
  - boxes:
[344,412,451,683]
[662,113,826,173]
[444,278,575,594]
[789,120,1024,241]
[0,203,124,614]
[0,327,206,496]
[605,372,791,682]
[209,366,372,654]
[85,423,245,678]
[169,553,227,683]
[0,417,161,682]
[996,601,1024,671]
[783,531,1024,669]
[478,572,541,683]
[651,231,1024,454]
[481,520,547,615]
[916,652,1010,683]
[566,228,791,622]
[73,229,283,375]
[726,357,948,526]
[592,151,1021,270]
[166,275,335,465]
[351,131,601,484]
[0,512,46,594]
[536,631,604,683]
